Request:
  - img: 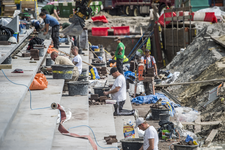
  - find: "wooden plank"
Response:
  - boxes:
[180,121,221,126]
[164,6,191,13]
[155,78,225,87]
[0,64,12,70]
[21,4,35,8]
[164,15,192,21]
[195,115,201,134]
[204,129,218,147]
[21,1,35,5]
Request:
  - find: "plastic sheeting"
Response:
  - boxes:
[131,93,180,116]
[79,30,89,50]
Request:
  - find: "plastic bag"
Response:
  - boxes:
[175,107,199,122]
[30,73,48,90]
[47,45,58,54]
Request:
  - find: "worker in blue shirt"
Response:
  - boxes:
[39,12,59,49]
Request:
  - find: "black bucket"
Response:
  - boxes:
[120,138,143,150]
[2,56,12,64]
[159,114,170,121]
[46,57,54,66]
[52,65,74,79]
[78,48,82,54]
[91,63,105,67]
[93,51,103,58]
[80,68,87,76]
[151,108,169,120]
[173,143,198,150]
[78,75,88,81]
[93,87,110,97]
[68,81,89,96]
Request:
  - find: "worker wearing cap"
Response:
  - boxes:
[135,117,159,150]
[41,4,61,21]
[104,68,135,116]
[141,49,158,95]
[39,12,60,49]
[114,37,125,74]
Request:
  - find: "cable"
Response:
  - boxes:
[1,69,50,110]
[68,125,120,150]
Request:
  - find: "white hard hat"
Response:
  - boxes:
[8,36,17,44]
[135,117,145,128]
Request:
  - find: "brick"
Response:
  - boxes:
[22,53,30,57]
[99,96,107,102]
[101,67,107,71]
[30,49,39,60]
[0,41,11,45]
[101,71,107,75]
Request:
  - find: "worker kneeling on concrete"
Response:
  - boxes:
[141,49,158,95]
[135,117,159,150]
[41,51,79,90]
[104,68,135,116]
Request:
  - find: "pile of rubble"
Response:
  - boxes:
[165,23,225,143]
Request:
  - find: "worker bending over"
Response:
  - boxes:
[114,37,125,74]
[141,49,158,95]
[42,51,79,91]
[41,4,61,21]
[39,12,60,49]
[136,117,158,150]
[71,46,82,75]
[104,68,134,116]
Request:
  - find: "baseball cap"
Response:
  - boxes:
[135,117,145,128]
[110,67,118,75]
[114,37,121,41]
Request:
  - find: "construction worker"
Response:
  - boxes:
[39,12,60,49]
[114,37,125,74]
[135,117,159,150]
[141,49,158,95]
[104,68,134,116]
[41,51,79,91]
[41,4,61,21]
[71,46,82,75]
[111,52,129,63]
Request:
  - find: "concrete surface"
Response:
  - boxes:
[0,79,64,150]
[0,28,34,64]
[52,96,90,150]
[0,39,51,143]
[88,105,118,150]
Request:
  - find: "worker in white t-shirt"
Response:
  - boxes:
[71,46,82,74]
[135,117,159,150]
[104,67,134,116]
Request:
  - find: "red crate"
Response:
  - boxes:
[111,26,130,35]
[91,15,108,23]
[92,27,110,36]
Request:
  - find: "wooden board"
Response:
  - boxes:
[204,129,218,147]
[179,121,221,126]
[164,15,192,21]
[194,116,201,134]
[0,64,12,70]
[155,78,225,87]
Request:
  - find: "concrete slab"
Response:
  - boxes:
[88,105,118,150]
[0,39,51,143]
[0,28,34,64]
[0,79,64,150]
[52,96,90,150]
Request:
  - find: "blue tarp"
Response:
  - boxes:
[131,93,180,116]
[124,71,135,80]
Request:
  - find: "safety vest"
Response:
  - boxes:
[144,55,155,69]
[114,55,129,63]
[146,38,151,51]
